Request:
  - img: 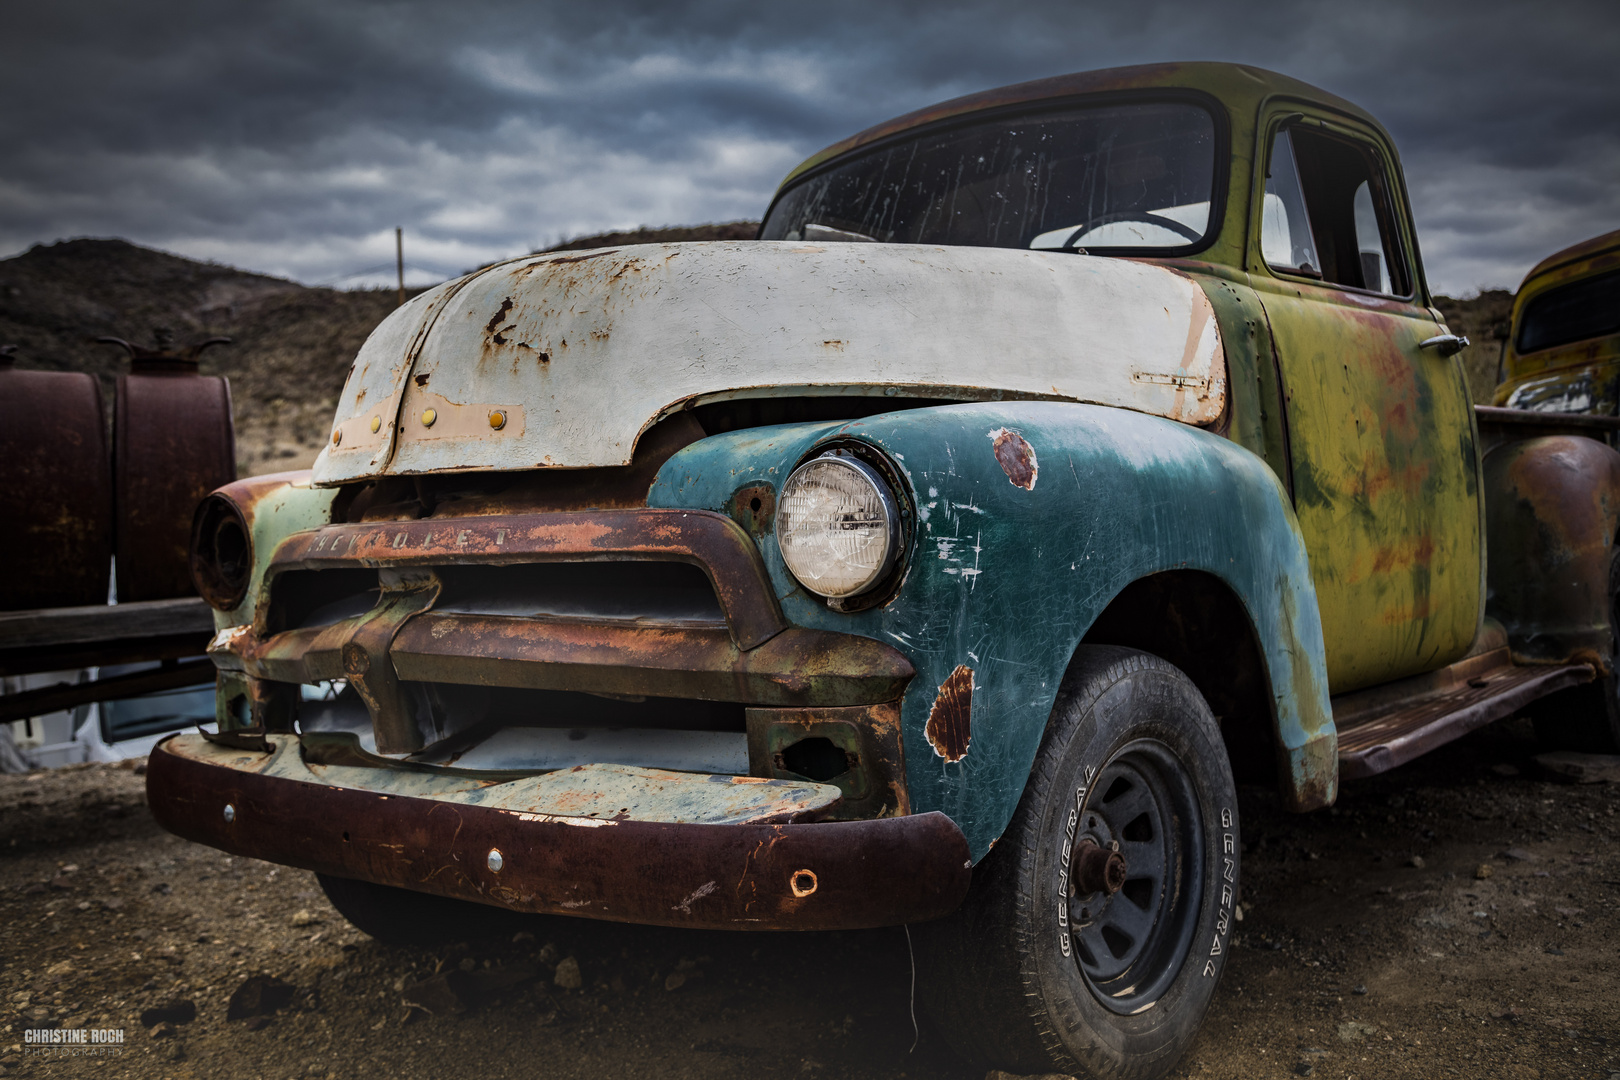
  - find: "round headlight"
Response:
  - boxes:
[191,494,253,611]
[776,453,900,598]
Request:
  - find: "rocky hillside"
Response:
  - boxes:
[542,222,759,252]
[1,234,1511,477]
[0,239,410,476]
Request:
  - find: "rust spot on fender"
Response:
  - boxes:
[926,665,973,762]
[483,298,515,335]
[989,428,1037,490]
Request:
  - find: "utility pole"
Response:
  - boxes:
[395,227,405,308]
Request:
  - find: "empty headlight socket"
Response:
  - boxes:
[785,440,916,613]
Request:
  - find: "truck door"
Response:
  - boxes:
[1246,111,1482,694]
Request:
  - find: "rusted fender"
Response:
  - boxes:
[147,734,972,930]
[650,401,1336,859]
[311,242,1226,484]
[1483,435,1620,668]
[202,472,338,626]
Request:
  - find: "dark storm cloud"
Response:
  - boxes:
[1,0,1615,292]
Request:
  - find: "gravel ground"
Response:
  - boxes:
[0,717,1614,1080]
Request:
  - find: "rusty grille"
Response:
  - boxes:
[219,510,914,780]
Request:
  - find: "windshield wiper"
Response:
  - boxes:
[802,223,880,244]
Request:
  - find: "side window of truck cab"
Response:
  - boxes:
[1247,111,1481,695]
[1261,125,1411,297]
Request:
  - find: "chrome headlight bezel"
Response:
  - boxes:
[775,445,909,607]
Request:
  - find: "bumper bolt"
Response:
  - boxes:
[223,803,236,824]
[487,848,504,873]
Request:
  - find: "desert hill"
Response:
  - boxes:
[0,238,412,474]
[1434,289,1514,404]
[1,233,1511,476]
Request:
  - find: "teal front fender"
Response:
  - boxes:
[650,402,1335,859]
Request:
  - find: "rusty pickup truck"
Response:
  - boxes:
[1496,227,1620,418]
[149,62,1620,1078]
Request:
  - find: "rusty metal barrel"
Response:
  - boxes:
[0,346,114,611]
[105,334,237,602]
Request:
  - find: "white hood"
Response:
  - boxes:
[312,241,1225,483]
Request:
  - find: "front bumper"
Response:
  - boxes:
[147,733,971,930]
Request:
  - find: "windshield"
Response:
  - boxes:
[760,101,1218,252]
[1517,268,1620,354]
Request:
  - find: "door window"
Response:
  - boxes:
[1261,124,1409,296]
[1261,129,1321,277]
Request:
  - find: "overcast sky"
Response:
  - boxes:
[2,0,1615,295]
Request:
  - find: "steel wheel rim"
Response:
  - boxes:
[1068,738,1204,1014]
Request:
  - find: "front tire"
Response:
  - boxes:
[915,647,1239,1079]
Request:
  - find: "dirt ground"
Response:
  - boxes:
[0,717,1614,1080]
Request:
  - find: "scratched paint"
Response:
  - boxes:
[1248,253,1480,694]
[651,401,1336,858]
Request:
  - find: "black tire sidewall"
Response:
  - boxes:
[1019,652,1239,1076]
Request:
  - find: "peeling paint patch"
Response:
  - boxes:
[483,298,515,335]
[316,243,1230,484]
[511,811,617,828]
[672,880,718,914]
[989,428,1037,489]
[926,665,974,763]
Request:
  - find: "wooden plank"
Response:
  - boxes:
[0,659,216,724]
[0,636,209,679]
[0,597,215,649]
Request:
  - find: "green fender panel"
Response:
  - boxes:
[650,402,1336,860]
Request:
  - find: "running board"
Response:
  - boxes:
[1334,656,1595,779]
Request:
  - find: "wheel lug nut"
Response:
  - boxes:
[1073,838,1127,895]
